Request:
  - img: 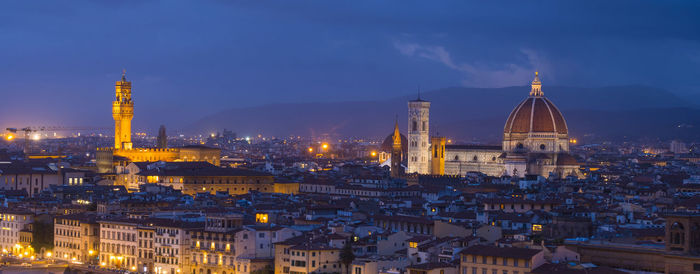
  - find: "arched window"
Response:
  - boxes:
[473,156,478,161]
[540,144,546,150]
[454,155,459,161]
[516,143,524,149]
[412,120,417,131]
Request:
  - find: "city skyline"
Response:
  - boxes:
[1,2,700,274]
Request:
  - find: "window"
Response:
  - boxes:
[492,257,497,265]
[412,120,417,131]
[540,144,546,150]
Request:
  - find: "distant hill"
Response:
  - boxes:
[186,85,700,142]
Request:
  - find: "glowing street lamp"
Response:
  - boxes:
[370,151,377,157]
[308,147,313,153]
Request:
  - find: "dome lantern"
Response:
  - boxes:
[529,71,543,97]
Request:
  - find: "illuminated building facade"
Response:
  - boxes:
[99,219,139,271]
[0,210,34,257]
[96,73,220,173]
[137,226,155,274]
[188,214,243,274]
[53,213,99,264]
[132,161,275,195]
[405,72,581,178]
[153,220,194,274]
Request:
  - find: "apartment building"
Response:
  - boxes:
[189,213,243,274]
[278,242,342,274]
[153,219,200,274]
[99,218,140,271]
[53,213,99,264]
[0,210,34,256]
[459,245,545,274]
[137,226,155,273]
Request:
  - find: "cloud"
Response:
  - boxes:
[393,41,550,88]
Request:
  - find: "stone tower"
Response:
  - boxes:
[391,119,403,178]
[157,125,167,148]
[113,70,133,150]
[407,95,430,174]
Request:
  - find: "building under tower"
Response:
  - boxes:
[96,72,220,174]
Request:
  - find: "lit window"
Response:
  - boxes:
[532,224,542,232]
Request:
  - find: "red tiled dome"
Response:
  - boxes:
[381,133,407,154]
[504,96,568,135]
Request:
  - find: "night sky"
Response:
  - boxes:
[2,1,700,132]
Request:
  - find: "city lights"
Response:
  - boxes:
[0,3,696,273]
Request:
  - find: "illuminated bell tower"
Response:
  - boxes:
[112,70,133,150]
[407,94,430,174]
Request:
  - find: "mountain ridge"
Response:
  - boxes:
[186,85,699,142]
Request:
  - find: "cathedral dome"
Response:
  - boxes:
[504,72,568,135]
[380,133,407,154]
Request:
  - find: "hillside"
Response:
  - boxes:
[186,85,700,142]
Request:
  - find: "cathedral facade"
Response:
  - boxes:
[404,72,581,178]
[96,72,220,173]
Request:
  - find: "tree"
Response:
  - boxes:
[31,221,53,252]
[251,265,273,274]
[340,238,355,274]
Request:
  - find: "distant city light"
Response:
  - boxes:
[32,134,40,140]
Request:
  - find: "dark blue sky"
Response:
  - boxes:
[1,1,699,132]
